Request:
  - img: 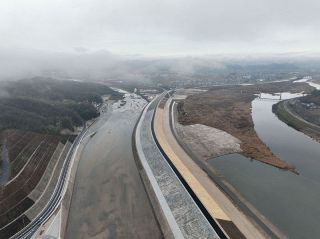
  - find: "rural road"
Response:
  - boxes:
[65,93,162,239]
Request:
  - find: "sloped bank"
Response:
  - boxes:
[133,93,222,239]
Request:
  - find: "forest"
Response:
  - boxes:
[0,77,122,133]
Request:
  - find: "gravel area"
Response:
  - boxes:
[176,123,242,159]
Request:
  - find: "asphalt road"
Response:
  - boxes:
[65,94,162,239]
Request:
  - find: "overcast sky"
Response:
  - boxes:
[1,0,320,56]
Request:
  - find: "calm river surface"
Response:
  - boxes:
[209,93,320,239]
[65,92,162,239]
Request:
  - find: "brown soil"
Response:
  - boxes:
[0,129,63,236]
[177,81,314,173]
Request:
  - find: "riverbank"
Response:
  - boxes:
[177,81,313,173]
[208,94,320,239]
[273,99,320,142]
[155,94,274,239]
[174,84,320,239]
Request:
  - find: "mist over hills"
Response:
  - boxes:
[0,77,122,133]
[1,48,320,86]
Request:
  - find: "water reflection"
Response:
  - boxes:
[208,93,320,239]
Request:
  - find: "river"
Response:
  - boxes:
[65,92,162,239]
[208,91,320,239]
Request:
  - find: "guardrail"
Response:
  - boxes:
[12,125,90,239]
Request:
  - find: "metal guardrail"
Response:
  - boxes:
[12,125,89,239]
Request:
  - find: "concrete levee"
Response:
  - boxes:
[134,94,220,239]
[133,117,176,239]
[59,137,86,239]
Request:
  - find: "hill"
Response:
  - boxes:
[0,78,122,133]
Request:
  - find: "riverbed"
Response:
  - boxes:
[208,92,320,239]
[65,92,162,239]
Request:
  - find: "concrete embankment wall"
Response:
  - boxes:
[59,138,86,239]
[133,95,220,239]
[59,120,96,238]
[132,106,176,239]
[133,100,179,239]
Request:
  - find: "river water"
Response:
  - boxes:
[65,92,162,239]
[208,92,320,239]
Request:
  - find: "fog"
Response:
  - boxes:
[0,47,223,82]
[1,0,320,56]
[1,47,320,83]
[1,0,320,81]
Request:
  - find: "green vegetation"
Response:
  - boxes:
[0,77,122,134]
[0,77,122,236]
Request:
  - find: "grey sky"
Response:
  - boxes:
[1,0,320,56]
